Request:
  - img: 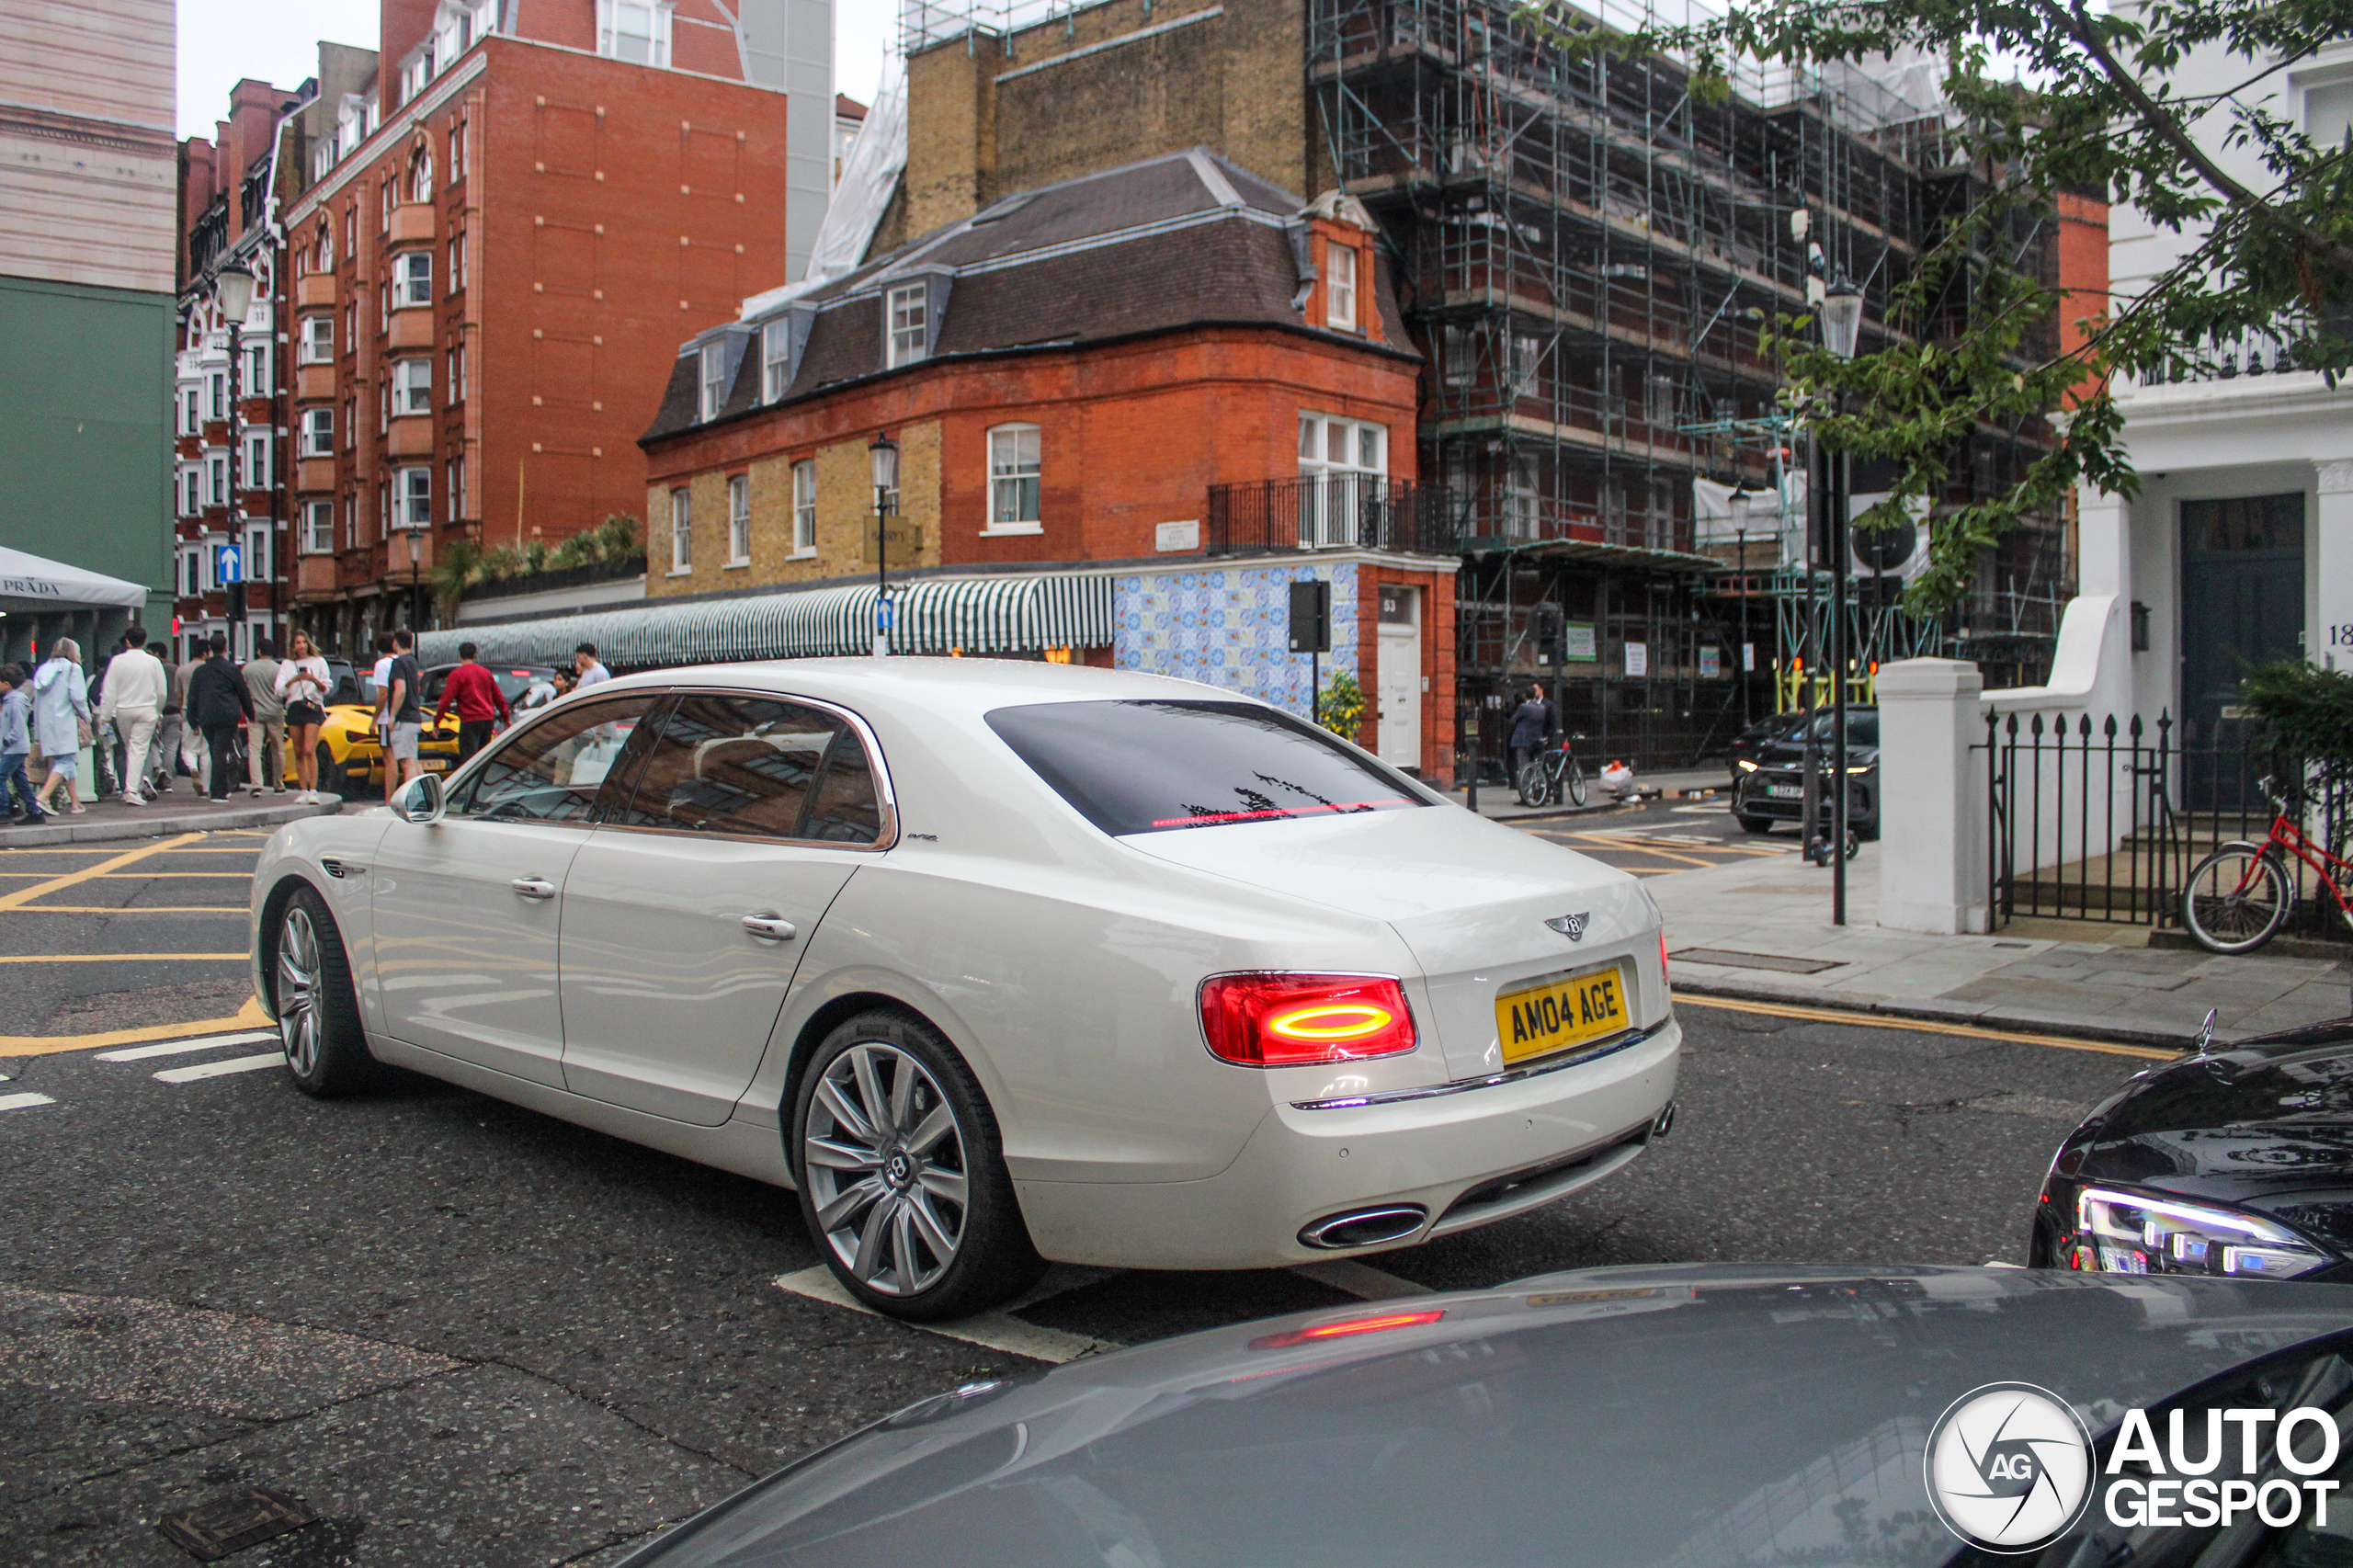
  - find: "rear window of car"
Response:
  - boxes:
[986,700,1429,835]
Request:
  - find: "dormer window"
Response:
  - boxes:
[761,318,790,402]
[1325,242,1358,332]
[886,283,927,369]
[597,0,672,67]
[699,341,727,420]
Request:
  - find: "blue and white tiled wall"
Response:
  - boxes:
[1112,561,1358,717]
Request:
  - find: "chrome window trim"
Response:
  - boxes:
[1289,1019,1665,1110]
[584,684,900,853]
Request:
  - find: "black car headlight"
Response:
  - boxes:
[2060,1186,2332,1279]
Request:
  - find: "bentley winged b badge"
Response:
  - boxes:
[1546,913,1590,942]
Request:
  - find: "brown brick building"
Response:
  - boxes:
[174,0,835,660]
[425,150,1459,778]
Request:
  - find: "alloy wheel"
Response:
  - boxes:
[277,904,323,1076]
[801,1043,970,1297]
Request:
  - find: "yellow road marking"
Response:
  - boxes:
[0,835,206,914]
[0,995,270,1058]
[0,871,249,880]
[0,952,245,963]
[17,906,248,915]
[1673,993,2179,1061]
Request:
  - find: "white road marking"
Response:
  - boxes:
[772,1265,1120,1364]
[153,1051,285,1084]
[1288,1258,1436,1301]
[96,1031,278,1062]
[1671,803,1730,814]
[0,1092,57,1113]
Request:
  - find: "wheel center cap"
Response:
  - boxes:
[885,1152,913,1187]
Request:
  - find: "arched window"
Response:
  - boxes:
[408,142,434,205]
[313,220,333,274]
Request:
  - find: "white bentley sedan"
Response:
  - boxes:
[248,660,1679,1320]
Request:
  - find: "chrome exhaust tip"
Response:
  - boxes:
[1298,1204,1429,1250]
[1650,1100,1677,1140]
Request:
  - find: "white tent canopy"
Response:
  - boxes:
[0,545,149,612]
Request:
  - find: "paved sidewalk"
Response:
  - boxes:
[1649,844,2351,1049]
[0,791,345,848]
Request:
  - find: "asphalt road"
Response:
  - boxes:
[0,824,2161,1566]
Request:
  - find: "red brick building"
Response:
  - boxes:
[617,152,1459,777]
[173,0,833,660]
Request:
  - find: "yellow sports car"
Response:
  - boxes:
[313,661,559,797]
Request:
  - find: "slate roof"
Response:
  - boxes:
[642,149,1414,445]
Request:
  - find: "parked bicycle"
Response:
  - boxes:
[1516,733,1587,808]
[2181,778,2353,953]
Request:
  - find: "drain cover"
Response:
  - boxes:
[156,1487,316,1562]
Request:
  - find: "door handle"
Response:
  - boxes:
[740,914,797,941]
[510,877,557,901]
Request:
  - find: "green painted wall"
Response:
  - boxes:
[0,276,176,619]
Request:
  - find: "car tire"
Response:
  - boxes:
[314,740,348,799]
[1736,812,1775,834]
[272,884,381,1097]
[790,1010,1044,1322]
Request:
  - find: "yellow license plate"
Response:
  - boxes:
[1495,962,1631,1066]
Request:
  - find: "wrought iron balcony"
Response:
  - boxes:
[1205,475,1459,558]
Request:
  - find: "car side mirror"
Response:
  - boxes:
[393,772,445,824]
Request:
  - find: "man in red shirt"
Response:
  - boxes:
[431,642,512,767]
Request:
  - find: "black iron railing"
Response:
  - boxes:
[1983,711,2339,934]
[1206,477,1459,557]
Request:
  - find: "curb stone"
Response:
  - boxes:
[1668,974,2224,1053]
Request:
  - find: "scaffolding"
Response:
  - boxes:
[1310,0,2075,767]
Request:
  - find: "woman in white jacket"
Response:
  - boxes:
[31,640,91,814]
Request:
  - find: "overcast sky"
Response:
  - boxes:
[174,0,893,138]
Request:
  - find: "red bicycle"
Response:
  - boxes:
[2181,783,2353,953]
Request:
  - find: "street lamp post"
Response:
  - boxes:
[869,431,900,658]
[215,261,256,660]
[1819,277,1865,926]
[404,525,425,634]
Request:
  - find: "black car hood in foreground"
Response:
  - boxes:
[621,1265,2353,1568]
[2052,1019,2353,1252]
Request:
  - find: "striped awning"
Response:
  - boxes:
[415,572,1115,672]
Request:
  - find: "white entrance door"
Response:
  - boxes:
[1376,585,1422,770]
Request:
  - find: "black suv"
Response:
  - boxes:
[1731,706,1880,838]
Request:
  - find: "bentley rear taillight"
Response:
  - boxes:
[1199,973,1418,1067]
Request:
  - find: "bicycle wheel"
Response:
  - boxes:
[2181,846,2292,954]
[1515,760,1546,808]
[1563,756,1587,808]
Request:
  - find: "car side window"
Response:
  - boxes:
[804,730,884,844]
[447,695,658,824]
[611,694,840,838]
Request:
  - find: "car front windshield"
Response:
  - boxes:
[1803,710,1879,746]
[986,699,1429,835]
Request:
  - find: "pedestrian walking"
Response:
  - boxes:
[381,630,425,802]
[97,623,167,806]
[30,639,91,816]
[243,637,286,795]
[1508,682,1555,783]
[369,632,397,802]
[574,642,611,688]
[275,631,334,803]
[171,645,207,793]
[87,639,122,799]
[186,632,251,802]
[431,641,511,767]
[0,665,53,824]
[151,648,183,797]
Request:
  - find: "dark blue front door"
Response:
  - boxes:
[2182,493,2304,810]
